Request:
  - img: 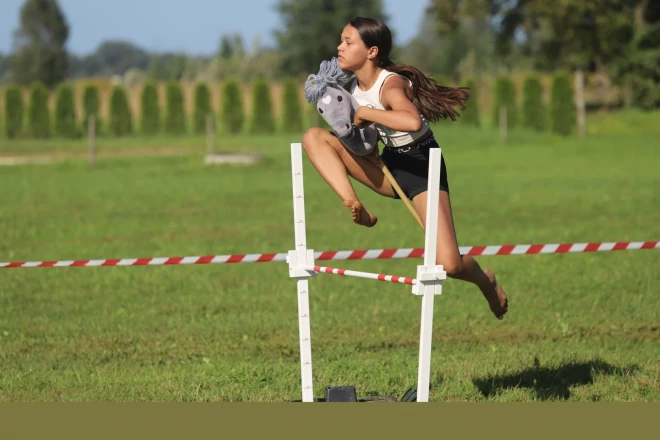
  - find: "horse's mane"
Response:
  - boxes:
[304,57,353,103]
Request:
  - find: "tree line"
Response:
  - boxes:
[2,78,307,139]
[2,72,578,139]
[425,0,660,110]
[1,0,657,110]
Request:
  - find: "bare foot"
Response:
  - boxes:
[481,269,509,320]
[342,200,377,227]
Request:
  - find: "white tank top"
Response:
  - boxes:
[349,69,430,147]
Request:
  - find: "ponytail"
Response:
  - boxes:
[380,59,471,122]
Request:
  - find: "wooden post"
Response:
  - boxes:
[499,106,507,143]
[575,70,586,138]
[88,115,96,166]
[206,114,215,155]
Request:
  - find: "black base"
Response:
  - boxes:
[289,386,417,403]
[325,386,358,402]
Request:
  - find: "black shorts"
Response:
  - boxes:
[381,133,449,200]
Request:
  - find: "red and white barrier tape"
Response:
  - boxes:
[1,241,657,269]
[304,265,416,285]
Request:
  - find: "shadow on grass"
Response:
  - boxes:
[473,358,638,400]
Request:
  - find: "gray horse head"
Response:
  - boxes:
[316,84,356,137]
[304,58,378,156]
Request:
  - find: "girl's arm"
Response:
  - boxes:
[353,76,423,133]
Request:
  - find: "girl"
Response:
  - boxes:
[301,17,508,320]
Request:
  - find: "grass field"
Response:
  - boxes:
[0,110,658,402]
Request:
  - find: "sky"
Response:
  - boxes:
[0,0,430,56]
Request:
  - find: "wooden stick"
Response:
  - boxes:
[379,161,424,229]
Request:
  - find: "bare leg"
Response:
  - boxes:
[413,191,509,320]
[302,128,395,227]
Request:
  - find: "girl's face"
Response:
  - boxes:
[337,24,375,71]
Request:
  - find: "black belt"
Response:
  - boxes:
[383,134,436,154]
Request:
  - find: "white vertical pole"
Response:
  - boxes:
[416,147,443,403]
[290,143,314,403]
[499,106,507,143]
[206,114,215,155]
[88,115,96,166]
[575,70,586,138]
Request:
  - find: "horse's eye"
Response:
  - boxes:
[318,108,323,114]
[337,96,343,102]
[346,124,350,129]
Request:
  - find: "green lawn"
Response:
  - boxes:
[0,111,658,402]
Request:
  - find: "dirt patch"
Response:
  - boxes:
[0,147,262,165]
[204,152,263,165]
[0,156,56,166]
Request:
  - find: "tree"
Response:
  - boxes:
[108,86,133,136]
[193,82,213,134]
[27,81,50,138]
[10,0,70,88]
[281,78,303,132]
[54,83,78,137]
[423,0,494,78]
[492,1,636,72]
[522,76,546,132]
[550,72,575,136]
[0,54,10,81]
[165,81,186,135]
[167,55,189,81]
[625,24,660,109]
[460,78,480,127]
[4,86,24,138]
[140,82,161,135]
[427,1,659,109]
[402,12,472,80]
[492,76,517,129]
[148,53,189,81]
[221,80,244,134]
[429,0,491,35]
[249,79,275,134]
[275,0,387,76]
[615,1,660,109]
[218,35,235,59]
[87,41,150,76]
[82,85,100,134]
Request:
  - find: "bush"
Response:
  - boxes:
[27,82,50,138]
[522,76,546,132]
[280,78,303,133]
[165,81,186,135]
[249,78,275,134]
[550,72,575,136]
[623,23,660,110]
[460,78,480,127]
[108,86,133,136]
[4,86,24,139]
[193,82,213,134]
[82,85,100,134]
[140,82,161,135]
[54,84,78,138]
[221,80,244,134]
[492,76,517,129]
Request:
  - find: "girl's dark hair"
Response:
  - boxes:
[349,16,471,122]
